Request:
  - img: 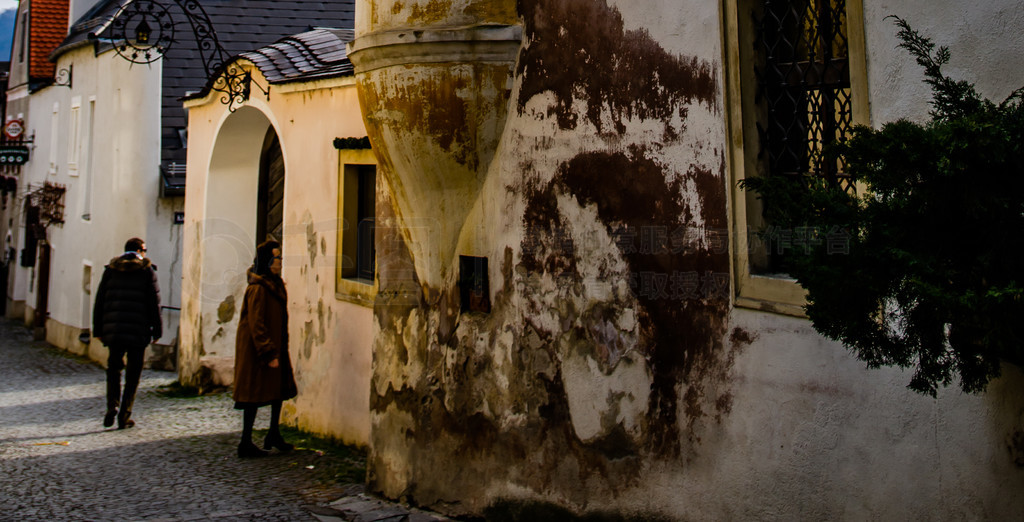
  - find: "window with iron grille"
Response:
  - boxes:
[724,0,867,312]
[757,0,854,191]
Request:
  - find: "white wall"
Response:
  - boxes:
[19,44,180,360]
[863,0,1024,125]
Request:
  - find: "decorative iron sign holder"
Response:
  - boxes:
[26,182,67,228]
[101,0,268,111]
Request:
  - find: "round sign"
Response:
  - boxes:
[4,119,24,141]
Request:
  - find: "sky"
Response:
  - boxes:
[0,2,12,61]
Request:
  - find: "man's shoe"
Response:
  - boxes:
[238,441,269,458]
[103,410,117,428]
[263,433,294,452]
[117,415,135,430]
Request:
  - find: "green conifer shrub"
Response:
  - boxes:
[741,17,1024,396]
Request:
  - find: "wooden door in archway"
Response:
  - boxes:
[256,129,285,244]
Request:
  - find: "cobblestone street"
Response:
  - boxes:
[0,319,365,521]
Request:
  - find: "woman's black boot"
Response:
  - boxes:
[238,441,269,458]
[264,401,293,452]
[264,432,294,452]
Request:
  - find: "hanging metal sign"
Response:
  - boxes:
[0,146,30,165]
[4,119,24,140]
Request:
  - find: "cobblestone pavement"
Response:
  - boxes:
[0,319,364,521]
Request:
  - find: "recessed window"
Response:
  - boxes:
[459,256,490,313]
[724,0,869,313]
[340,164,376,283]
[49,103,59,175]
[68,99,81,174]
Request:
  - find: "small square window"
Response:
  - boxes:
[459,256,490,314]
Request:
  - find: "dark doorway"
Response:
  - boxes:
[256,128,285,244]
[34,242,51,337]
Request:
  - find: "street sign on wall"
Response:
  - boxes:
[4,120,24,141]
[0,146,29,165]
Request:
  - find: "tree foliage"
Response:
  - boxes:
[741,17,1024,396]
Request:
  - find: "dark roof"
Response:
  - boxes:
[239,28,355,84]
[53,0,356,195]
[29,0,70,82]
[181,28,355,119]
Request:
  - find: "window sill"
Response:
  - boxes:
[734,274,808,318]
[336,276,376,308]
[735,295,806,318]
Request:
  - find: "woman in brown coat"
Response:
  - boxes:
[234,240,298,458]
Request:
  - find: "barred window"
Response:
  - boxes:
[724,0,868,313]
[756,0,854,191]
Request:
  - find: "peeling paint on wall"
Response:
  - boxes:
[516,0,718,135]
[305,215,318,267]
[217,295,236,324]
[519,145,732,456]
[364,0,739,514]
[356,0,1024,518]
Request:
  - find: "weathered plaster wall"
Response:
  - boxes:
[359,0,735,514]
[356,0,1024,518]
[357,0,518,36]
[181,70,372,445]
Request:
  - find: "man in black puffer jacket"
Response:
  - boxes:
[93,237,162,429]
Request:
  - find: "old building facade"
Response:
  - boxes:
[181,29,374,445]
[4,0,356,370]
[346,0,1024,518]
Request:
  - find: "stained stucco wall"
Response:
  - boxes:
[181,69,372,445]
[353,0,1024,518]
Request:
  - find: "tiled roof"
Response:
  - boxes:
[238,28,355,85]
[54,0,356,193]
[29,0,69,81]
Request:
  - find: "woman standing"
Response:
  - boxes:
[234,240,298,458]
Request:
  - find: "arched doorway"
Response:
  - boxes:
[199,106,284,358]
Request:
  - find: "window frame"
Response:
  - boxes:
[68,97,81,175]
[49,102,60,175]
[722,0,870,316]
[335,149,379,306]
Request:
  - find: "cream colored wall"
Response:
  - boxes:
[182,67,372,445]
[17,44,178,364]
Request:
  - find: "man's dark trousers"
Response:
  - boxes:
[106,344,146,419]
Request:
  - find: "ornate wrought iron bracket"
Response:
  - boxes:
[213,64,271,112]
[54,65,73,88]
[26,182,67,227]
[104,0,268,112]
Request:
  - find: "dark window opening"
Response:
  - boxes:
[752,0,853,272]
[341,164,376,283]
[18,13,26,63]
[21,204,39,267]
[459,255,490,314]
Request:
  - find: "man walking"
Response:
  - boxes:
[93,238,162,429]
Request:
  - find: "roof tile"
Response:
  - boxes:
[30,0,70,80]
